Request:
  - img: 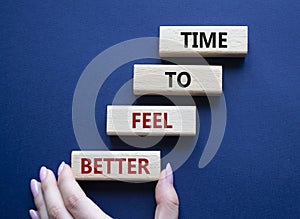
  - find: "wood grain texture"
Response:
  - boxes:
[72,151,161,181]
[159,26,248,57]
[134,64,222,96]
[106,105,196,136]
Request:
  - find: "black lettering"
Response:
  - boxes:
[192,32,198,48]
[180,32,192,48]
[177,72,191,88]
[200,32,216,48]
[165,72,176,87]
[219,32,227,48]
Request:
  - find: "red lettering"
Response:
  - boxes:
[128,158,136,174]
[81,158,92,174]
[115,158,126,174]
[81,157,153,176]
[164,113,173,128]
[94,158,103,174]
[153,113,162,128]
[103,158,114,174]
[132,112,141,128]
[143,112,151,128]
[138,158,150,174]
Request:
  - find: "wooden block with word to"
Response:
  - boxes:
[106,105,196,136]
[72,151,160,181]
[134,64,222,96]
[159,26,248,57]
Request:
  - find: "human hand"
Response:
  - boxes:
[155,163,179,219]
[29,162,179,219]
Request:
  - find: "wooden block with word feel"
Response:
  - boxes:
[159,26,248,57]
[134,64,222,96]
[72,151,161,181]
[106,105,196,136]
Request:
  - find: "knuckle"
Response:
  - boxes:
[65,193,84,211]
[47,204,64,219]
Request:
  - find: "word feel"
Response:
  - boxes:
[132,112,173,129]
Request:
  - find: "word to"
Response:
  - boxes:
[134,64,222,96]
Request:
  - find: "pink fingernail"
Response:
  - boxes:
[29,209,40,219]
[30,179,39,197]
[39,166,47,182]
[166,163,174,185]
[58,161,65,176]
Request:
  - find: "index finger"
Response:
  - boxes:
[57,162,112,219]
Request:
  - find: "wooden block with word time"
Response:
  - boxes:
[133,64,222,96]
[72,151,161,181]
[106,105,196,136]
[159,26,248,57]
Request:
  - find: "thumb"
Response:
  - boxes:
[155,163,179,219]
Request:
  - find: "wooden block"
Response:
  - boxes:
[72,151,160,181]
[159,26,248,57]
[106,105,196,136]
[134,64,222,96]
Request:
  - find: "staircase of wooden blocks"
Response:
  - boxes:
[72,26,248,181]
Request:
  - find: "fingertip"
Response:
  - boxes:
[29,209,40,219]
[166,163,172,172]
[39,166,47,182]
[61,162,72,174]
[58,162,75,181]
[166,163,174,185]
[57,161,65,176]
[30,179,39,198]
[63,162,72,169]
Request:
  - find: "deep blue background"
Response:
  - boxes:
[1,1,300,218]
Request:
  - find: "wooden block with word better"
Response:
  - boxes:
[72,151,160,181]
[134,64,222,96]
[159,26,248,57]
[106,105,196,136]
